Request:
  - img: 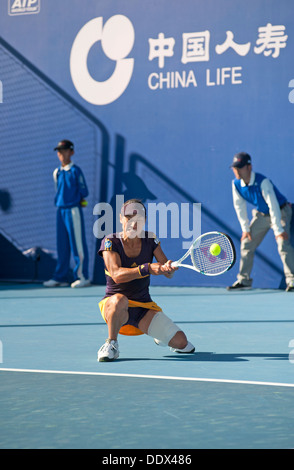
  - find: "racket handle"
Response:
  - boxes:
[171,261,178,268]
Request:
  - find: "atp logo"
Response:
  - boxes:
[70,15,135,106]
[8,0,40,15]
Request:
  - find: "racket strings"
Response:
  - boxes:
[191,234,234,275]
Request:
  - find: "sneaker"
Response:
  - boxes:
[43,279,69,287]
[286,282,294,292]
[170,341,195,354]
[71,279,91,288]
[227,281,251,291]
[97,339,119,362]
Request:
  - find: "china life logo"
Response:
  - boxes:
[8,0,40,15]
[70,15,135,106]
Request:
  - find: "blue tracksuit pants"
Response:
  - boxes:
[53,206,89,282]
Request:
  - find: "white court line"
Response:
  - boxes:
[0,367,294,388]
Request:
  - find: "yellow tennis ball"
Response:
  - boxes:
[210,243,221,256]
[80,199,88,207]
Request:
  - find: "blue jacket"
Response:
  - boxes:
[53,162,88,208]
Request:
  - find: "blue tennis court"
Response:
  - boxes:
[2,0,294,455]
[1,282,293,449]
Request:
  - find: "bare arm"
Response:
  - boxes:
[102,246,177,284]
[152,245,178,278]
[103,251,142,284]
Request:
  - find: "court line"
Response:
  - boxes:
[1,367,294,388]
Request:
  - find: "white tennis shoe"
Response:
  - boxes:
[154,338,195,353]
[286,281,294,292]
[97,339,119,362]
[170,341,195,354]
[43,279,69,287]
[71,278,91,288]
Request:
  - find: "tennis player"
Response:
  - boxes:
[228,152,294,291]
[97,199,195,362]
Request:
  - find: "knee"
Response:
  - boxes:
[168,331,188,350]
[105,294,128,320]
[110,293,128,310]
[147,311,181,345]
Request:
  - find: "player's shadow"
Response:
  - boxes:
[117,352,289,363]
[162,352,289,362]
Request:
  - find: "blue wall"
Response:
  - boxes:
[1,0,294,288]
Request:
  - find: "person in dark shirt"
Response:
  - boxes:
[97,199,195,362]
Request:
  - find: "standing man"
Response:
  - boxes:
[227,152,294,292]
[44,140,91,288]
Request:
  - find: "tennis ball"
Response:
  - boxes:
[80,199,88,207]
[210,243,221,256]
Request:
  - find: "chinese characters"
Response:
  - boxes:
[148,24,287,68]
[181,31,210,63]
[254,24,287,58]
[148,33,175,69]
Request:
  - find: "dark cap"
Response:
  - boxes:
[230,152,252,169]
[54,140,74,151]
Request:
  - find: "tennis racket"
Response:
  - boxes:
[171,232,236,276]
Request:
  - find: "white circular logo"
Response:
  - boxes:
[70,15,135,105]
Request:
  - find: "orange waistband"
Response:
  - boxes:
[98,297,162,336]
